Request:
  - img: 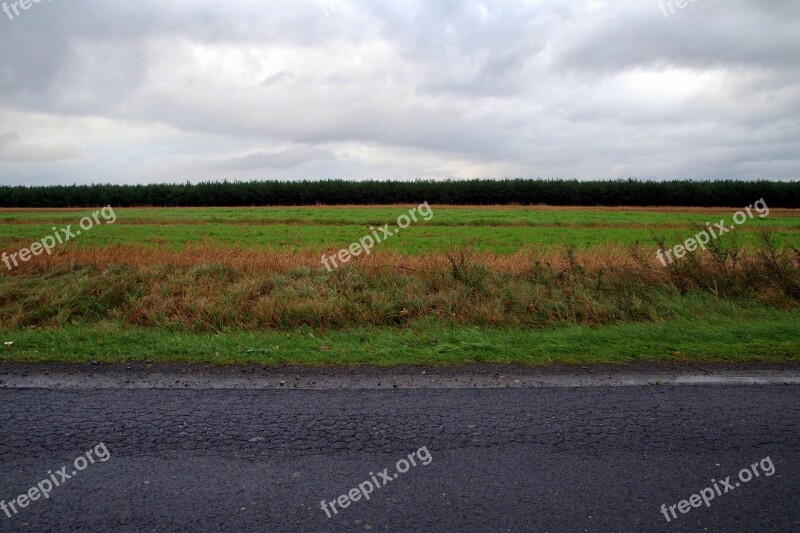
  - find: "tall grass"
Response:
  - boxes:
[1,240,797,332]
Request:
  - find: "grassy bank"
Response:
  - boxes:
[1,206,798,365]
[0,245,797,365]
[1,240,798,331]
[1,305,798,365]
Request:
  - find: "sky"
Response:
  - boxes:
[0,0,798,185]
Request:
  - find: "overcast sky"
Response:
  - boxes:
[0,0,798,185]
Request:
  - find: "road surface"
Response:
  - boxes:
[0,375,798,531]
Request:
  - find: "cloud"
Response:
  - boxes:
[0,132,20,148]
[212,147,336,170]
[0,0,797,183]
[559,0,800,73]
[0,132,87,163]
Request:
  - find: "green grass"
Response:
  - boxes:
[2,206,799,366]
[1,304,798,365]
[1,208,797,252]
[3,206,799,227]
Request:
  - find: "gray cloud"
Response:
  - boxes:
[559,1,800,72]
[212,147,336,170]
[0,132,20,148]
[0,132,87,163]
[0,0,797,184]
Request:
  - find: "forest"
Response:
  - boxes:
[1,179,798,208]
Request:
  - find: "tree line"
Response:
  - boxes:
[0,179,797,208]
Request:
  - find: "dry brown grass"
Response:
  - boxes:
[2,242,670,277]
[2,235,797,332]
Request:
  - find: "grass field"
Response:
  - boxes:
[1,206,798,253]
[1,205,799,365]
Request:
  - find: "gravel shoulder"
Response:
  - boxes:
[3,361,800,389]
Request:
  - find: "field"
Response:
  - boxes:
[1,205,799,365]
[2,206,799,252]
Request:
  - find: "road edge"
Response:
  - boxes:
[2,361,800,389]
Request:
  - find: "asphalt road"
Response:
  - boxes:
[0,385,798,532]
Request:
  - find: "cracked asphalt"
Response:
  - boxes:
[0,384,798,532]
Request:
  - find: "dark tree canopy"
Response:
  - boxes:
[0,179,797,208]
